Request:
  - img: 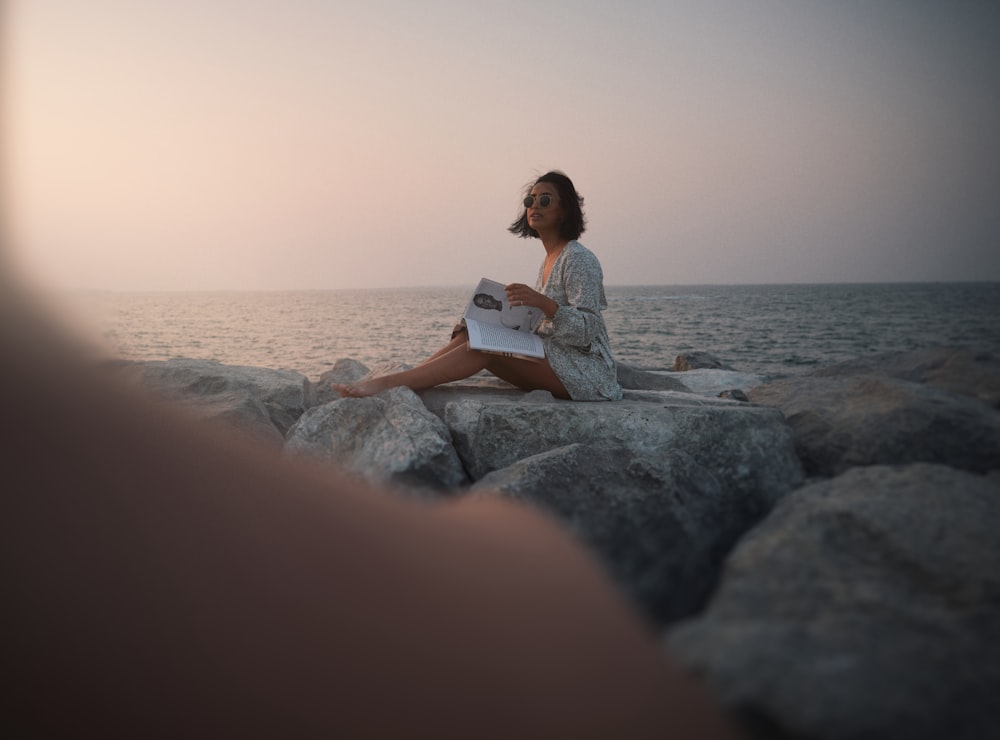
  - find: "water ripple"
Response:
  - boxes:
[65,283,1000,382]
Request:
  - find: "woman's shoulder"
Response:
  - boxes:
[564,241,603,270]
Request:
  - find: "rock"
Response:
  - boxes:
[718,389,749,402]
[431,388,804,487]
[673,351,734,371]
[617,363,765,397]
[181,392,286,445]
[100,350,1000,738]
[424,383,802,624]
[616,363,690,392]
[124,358,315,442]
[672,369,766,397]
[285,386,467,490]
[750,374,1000,477]
[810,347,1000,407]
[472,442,790,625]
[667,464,1000,740]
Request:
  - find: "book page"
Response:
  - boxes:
[465,318,545,359]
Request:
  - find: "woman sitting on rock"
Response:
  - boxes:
[333,171,622,401]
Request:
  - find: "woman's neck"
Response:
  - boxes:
[540,233,569,255]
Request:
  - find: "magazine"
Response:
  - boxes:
[462,278,546,360]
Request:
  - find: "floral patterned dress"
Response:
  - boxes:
[533,241,622,401]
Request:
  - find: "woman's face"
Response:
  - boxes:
[525,182,563,234]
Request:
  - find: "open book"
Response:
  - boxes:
[462,278,546,360]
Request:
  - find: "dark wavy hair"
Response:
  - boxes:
[508,170,586,241]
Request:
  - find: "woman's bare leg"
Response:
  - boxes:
[334,343,570,399]
[334,343,492,397]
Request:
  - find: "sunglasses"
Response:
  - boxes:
[523,193,556,209]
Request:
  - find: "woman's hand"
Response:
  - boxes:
[505,284,558,319]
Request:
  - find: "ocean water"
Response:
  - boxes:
[66,283,1000,382]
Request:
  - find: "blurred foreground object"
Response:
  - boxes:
[0,271,737,738]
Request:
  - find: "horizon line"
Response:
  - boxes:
[42,278,1000,294]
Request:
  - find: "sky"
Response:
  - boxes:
[4,0,1000,291]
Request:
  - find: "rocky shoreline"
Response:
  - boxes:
[115,347,1000,740]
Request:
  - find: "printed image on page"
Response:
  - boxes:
[463,279,543,332]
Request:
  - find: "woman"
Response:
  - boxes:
[334,171,622,401]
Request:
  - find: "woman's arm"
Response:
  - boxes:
[535,249,608,348]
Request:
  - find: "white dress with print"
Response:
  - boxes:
[534,241,622,401]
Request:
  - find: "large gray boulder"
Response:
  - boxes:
[285,386,467,490]
[810,347,1000,407]
[438,386,803,626]
[472,442,793,625]
[750,374,1000,477]
[429,389,803,486]
[616,362,690,391]
[667,464,1000,740]
[125,358,315,443]
[617,362,765,398]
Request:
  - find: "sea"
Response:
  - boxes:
[63,283,1000,383]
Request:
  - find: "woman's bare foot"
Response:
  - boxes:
[330,376,392,398]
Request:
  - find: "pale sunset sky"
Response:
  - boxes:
[5,0,999,291]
